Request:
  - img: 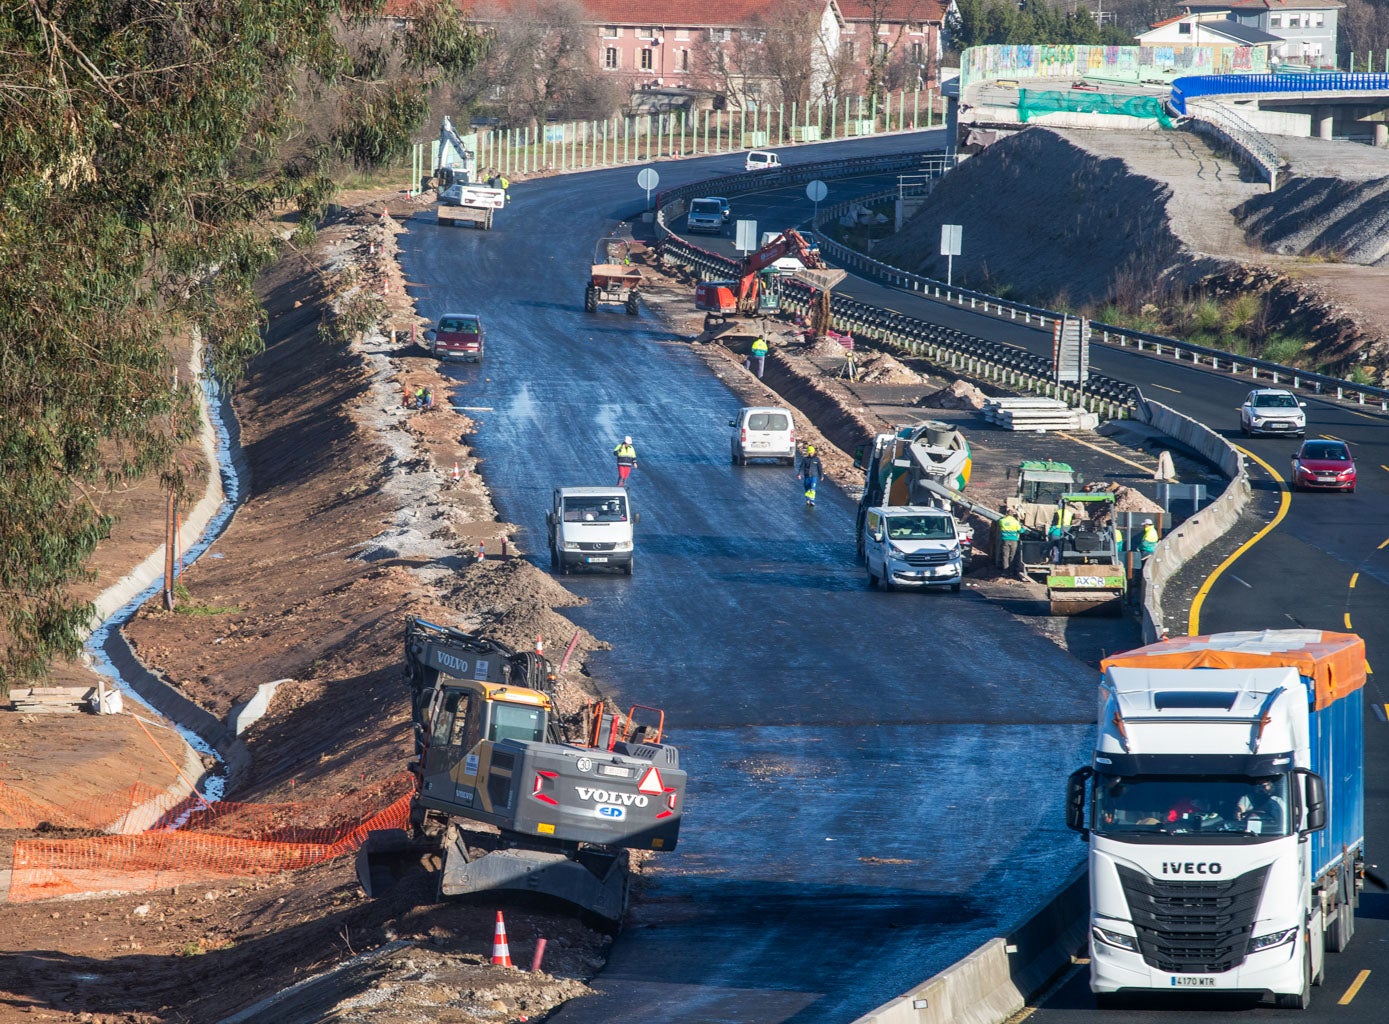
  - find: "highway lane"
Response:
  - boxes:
[715,161,1389,1017]
[394,136,1111,1023]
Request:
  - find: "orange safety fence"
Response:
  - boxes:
[7,773,415,902]
[0,780,190,832]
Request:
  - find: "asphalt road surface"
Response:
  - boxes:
[397,134,1106,1023]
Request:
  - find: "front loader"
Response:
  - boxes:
[357,618,685,924]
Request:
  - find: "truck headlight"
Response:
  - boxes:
[615,541,633,551]
[1092,926,1138,952]
[888,544,908,558]
[1248,928,1297,953]
[564,542,581,551]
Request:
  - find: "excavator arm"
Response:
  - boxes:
[733,229,820,314]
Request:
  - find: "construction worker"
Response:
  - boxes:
[614,436,637,487]
[748,334,769,378]
[1048,501,1076,565]
[799,444,823,507]
[1139,518,1159,561]
[1113,523,1125,555]
[498,173,510,203]
[996,505,1023,576]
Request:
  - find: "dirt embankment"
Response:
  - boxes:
[871,127,1389,370]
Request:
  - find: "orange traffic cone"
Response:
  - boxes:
[491,910,514,967]
[535,635,544,656]
[452,462,460,481]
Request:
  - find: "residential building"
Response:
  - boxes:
[1177,0,1343,66]
[836,0,949,94]
[1135,12,1281,55]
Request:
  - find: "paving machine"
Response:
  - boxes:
[357,618,685,923]
[1005,461,1126,614]
[586,236,643,314]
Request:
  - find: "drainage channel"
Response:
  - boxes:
[81,341,250,811]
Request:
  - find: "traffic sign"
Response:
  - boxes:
[637,167,659,209]
[805,180,827,203]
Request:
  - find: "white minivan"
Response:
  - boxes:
[546,487,637,576]
[730,406,796,466]
[745,150,781,172]
[862,506,964,592]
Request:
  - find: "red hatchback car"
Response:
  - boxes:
[1291,439,1356,492]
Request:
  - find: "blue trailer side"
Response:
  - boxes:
[1307,680,1364,882]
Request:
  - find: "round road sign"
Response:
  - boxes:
[806,179,828,203]
[637,167,660,191]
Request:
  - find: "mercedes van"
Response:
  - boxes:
[862,505,964,592]
[546,487,637,575]
[686,198,725,234]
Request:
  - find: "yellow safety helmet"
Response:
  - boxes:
[806,444,816,454]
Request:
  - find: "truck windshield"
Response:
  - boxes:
[563,496,629,522]
[1094,774,1292,838]
[886,516,955,540]
[691,201,720,215]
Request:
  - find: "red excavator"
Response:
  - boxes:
[694,229,822,324]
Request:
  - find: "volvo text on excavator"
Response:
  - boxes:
[357,618,686,924]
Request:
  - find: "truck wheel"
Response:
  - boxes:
[549,545,558,570]
[558,558,569,576]
[1327,900,1355,953]
[585,286,598,313]
[867,566,878,589]
[623,558,633,577]
[951,581,962,593]
[625,293,640,316]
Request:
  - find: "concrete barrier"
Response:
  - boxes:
[853,867,1088,1024]
[1134,400,1250,644]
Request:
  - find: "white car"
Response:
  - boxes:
[1239,388,1306,437]
[730,406,796,466]
[745,150,781,172]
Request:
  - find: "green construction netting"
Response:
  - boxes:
[1018,90,1175,128]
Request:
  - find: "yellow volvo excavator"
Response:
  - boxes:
[357,618,685,923]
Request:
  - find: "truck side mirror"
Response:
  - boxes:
[1066,767,1093,834]
[425,330,436,340]
[545,512,553,526]
[633,512,641,524]
[728,419,736,427]
[1298,769,1327,833]
[871,529,883,542]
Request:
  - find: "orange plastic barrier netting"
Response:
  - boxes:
[8,774,415,902]
[0,780,188,832]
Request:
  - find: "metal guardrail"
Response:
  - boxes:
[1171,72,1389,115]
[1182,100,1282,190]
[655,152,1389,417]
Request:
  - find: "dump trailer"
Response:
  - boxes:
[1067,630,1365,1009]
[358,618,685,923]
[586,237,643,314]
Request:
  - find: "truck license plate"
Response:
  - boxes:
[1170,976,1215,987]
[586,556,608,563]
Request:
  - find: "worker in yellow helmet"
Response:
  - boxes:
[799,444,822,507]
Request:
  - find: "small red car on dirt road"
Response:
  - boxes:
[426,313,484,362]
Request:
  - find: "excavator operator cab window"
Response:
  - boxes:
[432,689,462,747]
[490,702,546,744]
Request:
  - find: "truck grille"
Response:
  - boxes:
[1117,864,1268,973]
[904,550,950,567]
[579,542,616,552]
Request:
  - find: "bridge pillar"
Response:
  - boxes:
[1316,107,1335,140]
[1376,123,1389,149]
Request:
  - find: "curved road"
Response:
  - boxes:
[397,134,1103,1023]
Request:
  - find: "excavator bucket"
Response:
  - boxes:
[355,829,442,897]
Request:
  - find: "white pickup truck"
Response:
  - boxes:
[437,183,506,230]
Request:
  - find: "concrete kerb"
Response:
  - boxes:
[852,867,1088,1024]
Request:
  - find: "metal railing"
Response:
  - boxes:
[1182,99,1282,189]
[655,152,1389,417]
[1171,72,1389,114]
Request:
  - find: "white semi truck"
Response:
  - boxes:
[1067,629,1365,1009]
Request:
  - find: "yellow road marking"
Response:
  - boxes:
[1380,538,1389,550]
[1319,433,1346,441]
[1382,465,1389,474]
[1339,968,1370,1004]
[1345,612,1354,629]
[1189,447,1290,635]
[1351,573,1359,588]
[1149,383,1180,394]
[1056,432,1155,475]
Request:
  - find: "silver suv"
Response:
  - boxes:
[1239,388,1306,437]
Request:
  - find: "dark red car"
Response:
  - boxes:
[1291,439,1356,492]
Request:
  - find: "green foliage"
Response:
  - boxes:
[1261,333,1306,366]
[1347,364,1378,386]
[0,1,483,686]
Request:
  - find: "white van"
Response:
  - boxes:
[730,406,796,466]
[862,506,963,592]
[745,150,781,172]
[546,487,637,576]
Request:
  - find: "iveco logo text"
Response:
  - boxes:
[1161,862,1223,875]
[576,787,647,807]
